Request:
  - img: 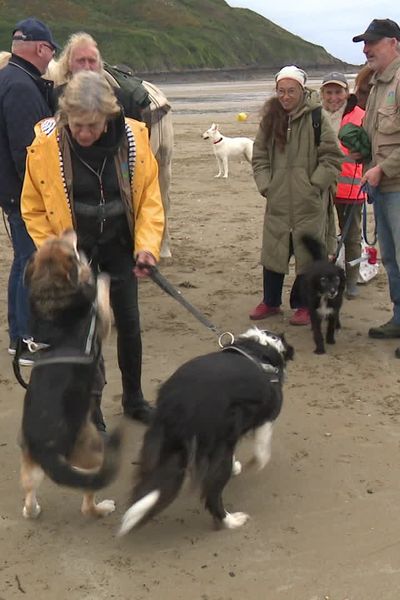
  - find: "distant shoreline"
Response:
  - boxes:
[135,64,361,84]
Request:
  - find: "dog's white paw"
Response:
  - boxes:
[223,511,249,529]
[23,502,41,519]
[95,499,116,517]
[223,174,228,179]
[232,460,242,476]
[214,174,221,178]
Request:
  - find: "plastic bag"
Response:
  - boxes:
[336,237,379,283]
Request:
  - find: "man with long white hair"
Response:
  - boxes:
[50,32,150,121]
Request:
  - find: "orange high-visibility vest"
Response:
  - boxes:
[335,105,365,204]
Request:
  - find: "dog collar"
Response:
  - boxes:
[221,345,281,382]
[213,137,223,144]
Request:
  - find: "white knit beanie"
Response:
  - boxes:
[275,65,307,88]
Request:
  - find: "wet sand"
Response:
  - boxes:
[1,80,400,600]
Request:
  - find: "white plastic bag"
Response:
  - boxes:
[336,237,379,283]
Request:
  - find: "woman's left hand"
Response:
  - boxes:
[133,251,157,278]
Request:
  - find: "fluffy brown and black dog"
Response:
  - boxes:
[20,229,121,520]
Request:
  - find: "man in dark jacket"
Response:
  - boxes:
[0,18,58,365]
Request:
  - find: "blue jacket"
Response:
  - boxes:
[0,55,53,212]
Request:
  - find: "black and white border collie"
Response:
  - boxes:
[119,327,294,535]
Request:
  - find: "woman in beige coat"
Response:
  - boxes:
[250,66,343,326]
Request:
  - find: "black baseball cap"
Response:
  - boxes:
[12,17,60,50]
[353,18,400,43]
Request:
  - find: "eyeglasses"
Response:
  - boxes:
[276,88,299,98]
[40,42,55,55]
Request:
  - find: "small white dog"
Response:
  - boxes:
[202,123,254,179]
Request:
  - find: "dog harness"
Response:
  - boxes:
[13,305,99,389]
[32,306,98,369]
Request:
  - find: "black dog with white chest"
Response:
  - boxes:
[119,327,294,535]
[302,234,345,355]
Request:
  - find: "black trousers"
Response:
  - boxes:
[262,268,305,309]
[262,235,306,309]
[90,241,144,410]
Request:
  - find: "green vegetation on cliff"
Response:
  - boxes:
[0,0,344,72]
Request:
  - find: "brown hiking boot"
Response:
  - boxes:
[368,319,400,339]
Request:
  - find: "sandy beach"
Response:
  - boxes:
[1,79,400,600]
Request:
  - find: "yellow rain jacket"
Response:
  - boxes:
[21,117,164,260]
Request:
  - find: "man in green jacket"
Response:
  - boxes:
[353,19,400,348]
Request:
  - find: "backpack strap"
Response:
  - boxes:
[311,106,322,147]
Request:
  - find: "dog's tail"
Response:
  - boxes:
[118,424,187,536]
[32,427,122,490]
[301,234,325,261]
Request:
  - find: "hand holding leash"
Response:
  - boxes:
[134,251,156,278]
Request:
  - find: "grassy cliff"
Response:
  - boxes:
[0,0,344,72]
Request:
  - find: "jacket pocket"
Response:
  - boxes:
[377,106,400,135]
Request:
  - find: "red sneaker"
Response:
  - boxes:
[289,308,310,326]
[249,302,282,320]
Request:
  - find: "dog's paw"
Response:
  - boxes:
[23,502,41,519]
[214,174,221,178]
[222,511,249,529]
[314,348,325,355]
[232,460,242,476]
[326,338,335,345]
[94,499,116,517]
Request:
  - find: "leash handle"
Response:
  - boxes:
[360,184,378,246]
[13,338,29,390]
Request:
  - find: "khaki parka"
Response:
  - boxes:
[21,117,164,260]
[252,90,343,274]
[362,56,400,193]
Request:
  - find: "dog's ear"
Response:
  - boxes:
[23,253,37,287]
[66,255,80,287]
[280,333,295,361]
[61,228,78,254]
[284,344,295,362]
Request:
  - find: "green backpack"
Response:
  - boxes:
[103,63,151,117]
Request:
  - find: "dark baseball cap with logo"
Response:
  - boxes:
[321,72,348,89]
[12,17,60,50]
[353,18,400,43]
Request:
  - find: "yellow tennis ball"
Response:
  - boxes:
[236,112,248,122]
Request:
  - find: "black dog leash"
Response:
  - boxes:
[13,338,29,390]
[12,337,50,390]
[142,264,223,337]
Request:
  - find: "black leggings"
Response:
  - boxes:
[262,268,306,309]
[91,241,144,409]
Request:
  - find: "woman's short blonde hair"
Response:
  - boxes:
[57,70,120,126]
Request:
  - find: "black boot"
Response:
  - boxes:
[122,394,154,425]
[91,394,107,432]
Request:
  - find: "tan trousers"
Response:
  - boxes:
[335,203,362,286]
